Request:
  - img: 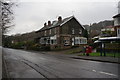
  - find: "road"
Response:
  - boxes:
[3,48,119,78]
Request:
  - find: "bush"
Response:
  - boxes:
[24,41,40,51]
[71,45,79,48]
[66,48,82,54]
[39,46,50,51]
[11,42,25,49]
[10,41,51,51]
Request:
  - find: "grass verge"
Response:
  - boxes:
[65,48,82,54]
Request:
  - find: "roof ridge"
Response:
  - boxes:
[36,15,84,32]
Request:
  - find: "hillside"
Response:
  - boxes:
[91,20,114,30]
[83,20,114,37]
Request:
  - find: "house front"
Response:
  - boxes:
[36,16,87,49]
[113,14,120,37]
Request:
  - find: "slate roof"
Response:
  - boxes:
[36,16,85,32]
[113,14,120,18]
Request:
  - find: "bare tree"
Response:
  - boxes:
[0,0,16,46]
[0,0,15,34]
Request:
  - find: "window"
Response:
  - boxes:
[79,29,82,34]
[75,39,79,44]
[44,31,47,36]
[117,28,120,37]
[75,37,87,44]
[40,38,45,44]
[79,39,81,43]
[118,29,120,34]
[72,28,74,34]
[50,39,56,44]
[54,40,57,44]
[51,40,53,44]
[49,29,51,35]
[46,39,50,44]
[55,28,56,34]
[80,39,87,44]
[50,35,57,45]
[64,40,70,46]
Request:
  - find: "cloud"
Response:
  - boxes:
[19,0,119,2]
[7,1,119,35]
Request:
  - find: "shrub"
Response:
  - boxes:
[11,42,25,49]
[40,46,51,51]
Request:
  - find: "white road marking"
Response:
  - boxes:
[99,71,117,76]
[92,70,97,72]
[92,70,117,77]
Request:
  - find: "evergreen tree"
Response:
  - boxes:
[83,29,89,39]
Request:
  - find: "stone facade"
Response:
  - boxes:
[36,16,87,49]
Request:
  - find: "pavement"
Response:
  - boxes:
[42,50,120,64]
[70,55,119,64]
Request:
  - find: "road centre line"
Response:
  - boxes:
[92,70,117,77]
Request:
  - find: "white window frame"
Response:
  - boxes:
[49,29,51,35]
[50,35,57,45]
[44,31,47,36]
[117,28,120,37]
[80,39,87,44]
[50,39,57,45]
[79,29,82,34]
[75,37,87,44]
[75,39,79,44]
[72,28,75,34]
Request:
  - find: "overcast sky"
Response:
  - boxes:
[7,0,119,35]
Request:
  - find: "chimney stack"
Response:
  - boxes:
[58,16,62,22]
[48,21,51,26]
[44,23,47,27]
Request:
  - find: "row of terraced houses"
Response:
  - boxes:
[35,16,87,49]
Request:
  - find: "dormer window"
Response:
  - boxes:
[72,28,74,34]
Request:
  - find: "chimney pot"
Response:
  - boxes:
[58,16,62,22]
[44,23,47,27]
[48,21,51,26]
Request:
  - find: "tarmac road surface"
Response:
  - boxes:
[3,48,119,79]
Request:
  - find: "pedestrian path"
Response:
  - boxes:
[70,55,119,64]
[46,51,119,64]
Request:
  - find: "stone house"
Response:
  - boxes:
[36,16,87,49]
